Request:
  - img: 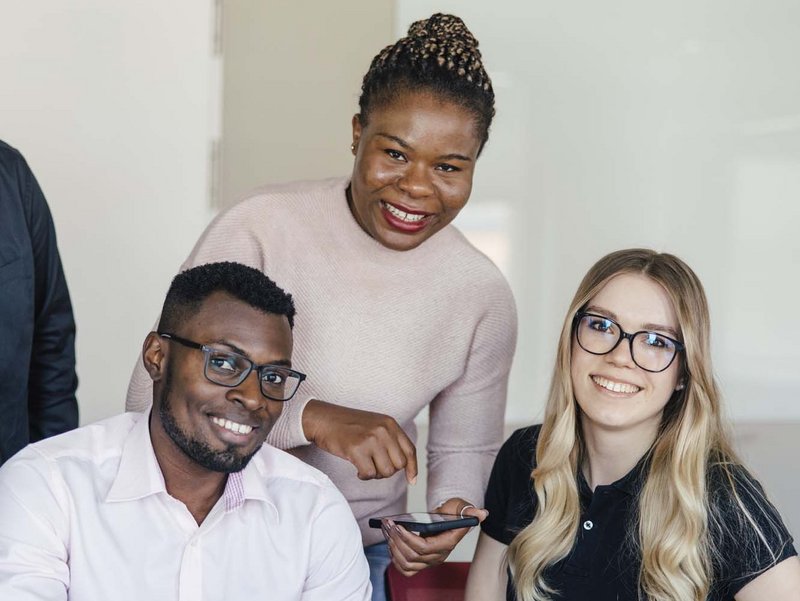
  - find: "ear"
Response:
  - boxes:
[351,114,362,155]
[142,332,167,382]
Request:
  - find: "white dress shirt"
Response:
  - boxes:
[0,412,371,601]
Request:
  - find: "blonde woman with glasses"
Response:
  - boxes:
[466,248,800,601]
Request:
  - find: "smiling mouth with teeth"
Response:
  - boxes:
[592,376,641,394]
[381,201,429,223]
[210,416,254,435]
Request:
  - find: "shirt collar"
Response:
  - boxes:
[106,412,279,522]
[106,412,166,502]
[577,451,651,499]
[613,451,650,496]
[236,448,279,520]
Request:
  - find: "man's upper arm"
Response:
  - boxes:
[301,485,371,601]
[0,452,70,600]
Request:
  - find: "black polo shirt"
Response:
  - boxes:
[482,426,797,601]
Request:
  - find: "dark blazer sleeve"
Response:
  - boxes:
[20,155,79,441]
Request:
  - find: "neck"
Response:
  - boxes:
[149,412,227,525]
[580,418,657,490]
[345,183,368,237]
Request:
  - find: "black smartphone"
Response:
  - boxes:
[368,512,479,535]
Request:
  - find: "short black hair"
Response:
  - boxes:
[157,262,295,333]
[358,13,495,154]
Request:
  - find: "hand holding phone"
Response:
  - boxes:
[376,497,487,577]
[368,512,478,535]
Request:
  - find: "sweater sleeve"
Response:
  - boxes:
[425,282,518,511]
[125,199,272,413]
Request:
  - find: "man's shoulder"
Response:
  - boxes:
[251,444,337,492]
[0,139,24,166]
[0,140,30,198]
[5,413,140,469]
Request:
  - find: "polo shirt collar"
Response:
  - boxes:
[613,450,651,495]
[578,450,651,499]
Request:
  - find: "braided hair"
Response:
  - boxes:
[358,13,495,152]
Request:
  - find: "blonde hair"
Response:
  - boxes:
[507,249,781,601]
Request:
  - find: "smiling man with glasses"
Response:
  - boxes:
[0,261,371,601]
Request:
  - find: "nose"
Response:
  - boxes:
[606,334,636,368]
[397,163,433,199]
[226,370,267,412]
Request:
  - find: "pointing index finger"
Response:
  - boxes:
[397,431,417,484]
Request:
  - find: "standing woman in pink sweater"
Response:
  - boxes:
[126,13,516,600]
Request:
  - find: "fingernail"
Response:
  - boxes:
[410,475,417,485]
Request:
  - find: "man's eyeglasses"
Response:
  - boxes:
[158,332,306,401]
[573,312,684,373]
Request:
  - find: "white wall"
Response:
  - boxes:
[396,0,800,425]
[1,1,218,424]
[221,0,394,204]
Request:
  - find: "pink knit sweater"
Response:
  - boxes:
[126,177,517,545]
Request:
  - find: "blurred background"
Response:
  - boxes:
[3,0,798,558]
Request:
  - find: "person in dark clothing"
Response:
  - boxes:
[0,140,78,464]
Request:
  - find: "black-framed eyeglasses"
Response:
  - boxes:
[573,312,684,373]
[158,332,306,401]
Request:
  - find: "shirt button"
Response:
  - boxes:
[583,520,593,531]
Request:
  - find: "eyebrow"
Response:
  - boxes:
[208,339,292,367]
[584,305,680,338]
[375,133,473,162]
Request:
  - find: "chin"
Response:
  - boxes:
[195,443,262,473]
[376,227,434,251]
[579,405,630,429]
[380,237,424,252]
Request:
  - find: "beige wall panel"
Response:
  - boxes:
[222,0,395,204]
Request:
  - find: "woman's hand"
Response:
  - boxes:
[381,497,488,576]
[302,399,418,483]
